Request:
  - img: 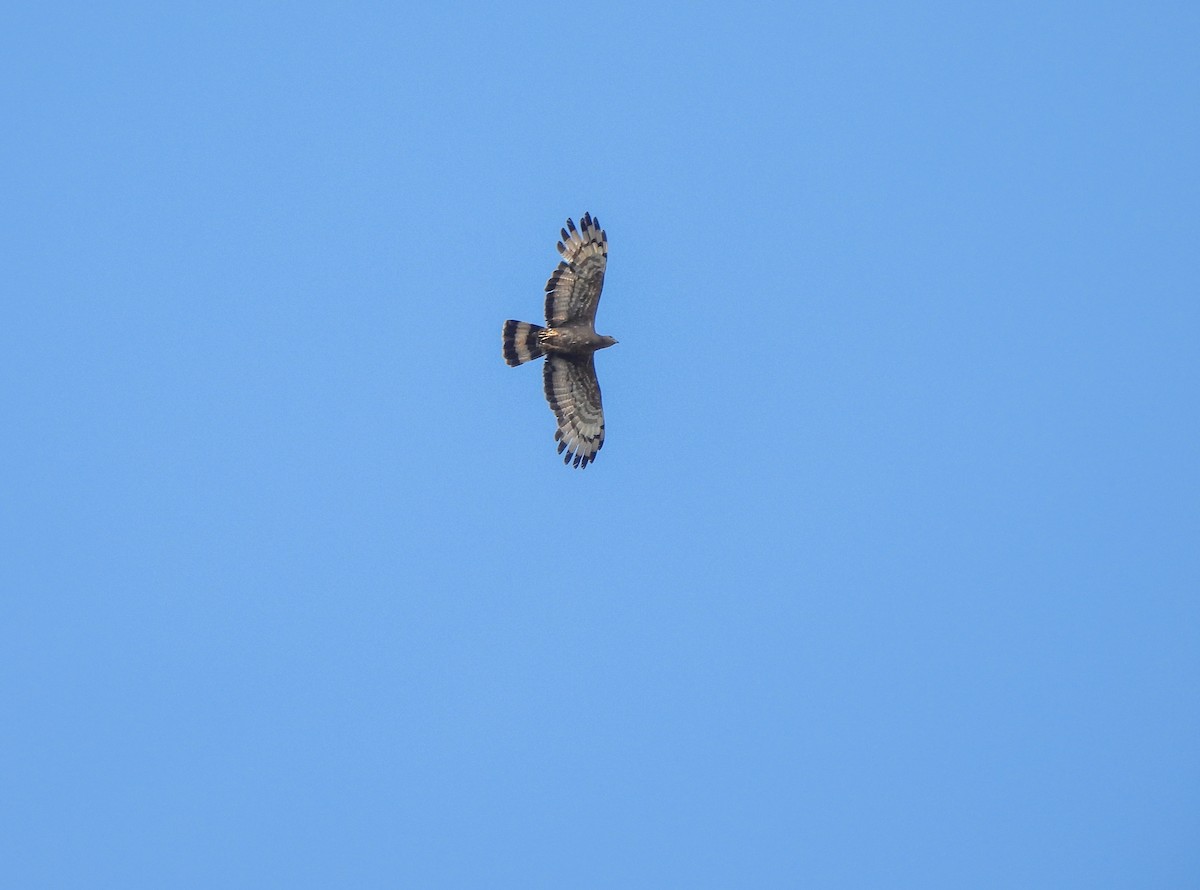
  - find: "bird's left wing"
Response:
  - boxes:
[543,354,605,468]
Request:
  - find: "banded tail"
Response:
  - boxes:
[502,320,545,366]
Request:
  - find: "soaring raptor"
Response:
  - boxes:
[502,213,617,468]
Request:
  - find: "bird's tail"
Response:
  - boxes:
[502,320,545,366]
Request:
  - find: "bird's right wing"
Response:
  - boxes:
[544,213,607,327]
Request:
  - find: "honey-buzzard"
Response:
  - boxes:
[502,213,617,468]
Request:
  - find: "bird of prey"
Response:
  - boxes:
[502,213,617,468]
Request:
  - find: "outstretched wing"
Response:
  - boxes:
[543,354,605,468]
[544,213,607,327]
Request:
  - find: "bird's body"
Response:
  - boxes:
[539,324,616,354]
[502,213,617,468]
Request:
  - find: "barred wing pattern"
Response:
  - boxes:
[544,213,607,326]
[543,355,605,468]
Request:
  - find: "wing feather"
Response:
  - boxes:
[543,355,605,468]
[544,213,607,326]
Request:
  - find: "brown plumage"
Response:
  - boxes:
[502,213,617,468]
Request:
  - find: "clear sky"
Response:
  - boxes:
[4,2,1198,886]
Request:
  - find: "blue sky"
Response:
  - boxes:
[4,2,1198,886]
